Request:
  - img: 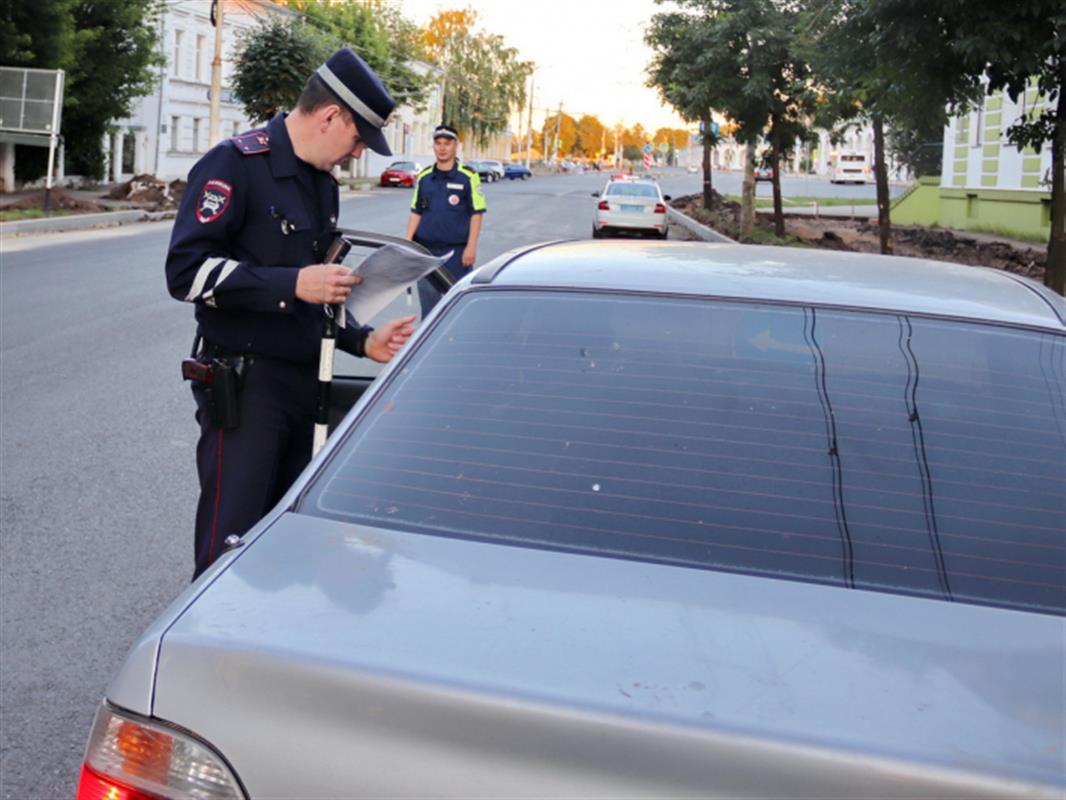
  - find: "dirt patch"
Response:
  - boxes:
[1,187,107,213]
[672,192,1046,282]
[106,174,186,210]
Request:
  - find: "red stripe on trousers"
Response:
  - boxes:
[208,428,224,565]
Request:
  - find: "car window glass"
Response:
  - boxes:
[303,292,1066,616]
[331,243,446,379]
[606,183,659,198]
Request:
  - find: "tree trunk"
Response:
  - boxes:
[701,117,713,209]
[770,116,784,238]
[740,144,756,239]
[873,114,893,255]
[1045,60,1066,296]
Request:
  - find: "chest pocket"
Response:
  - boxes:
[254,200,315,265]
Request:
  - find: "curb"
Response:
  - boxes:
[0,209,176,237]
[667,206,736,243]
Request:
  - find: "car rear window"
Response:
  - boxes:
[303,292,1066,616]
[606,183,659,198]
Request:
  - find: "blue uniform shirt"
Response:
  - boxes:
[409,161,486,247]
[166,112,370,363]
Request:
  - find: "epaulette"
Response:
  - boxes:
[457,164,478,178]
[230,130,270,155]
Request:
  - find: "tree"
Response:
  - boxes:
[232,17,336,124]
[647,0,814,234]
[542,111,578,158]
[2,0,162,180]
[278,0,429,110]
[575,114,607,157]
[802,0,982,254]
[420,8,531,149]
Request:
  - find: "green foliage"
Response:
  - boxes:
[0,0,75,66]
[65,0,164,177]
[423,9,532,149]
[3,0,163,180]
[232,17,336,124]
[281,0,430,111]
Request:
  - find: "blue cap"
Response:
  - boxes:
[316,48,395,156]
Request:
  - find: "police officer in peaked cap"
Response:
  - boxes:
[166,48,416,580]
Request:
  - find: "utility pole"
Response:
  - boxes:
[553,102,562,163]
[208,0,224,146]
[525,75,534,168]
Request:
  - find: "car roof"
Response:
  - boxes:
[472,241,1066,331]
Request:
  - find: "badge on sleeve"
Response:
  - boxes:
[197,178,232,224]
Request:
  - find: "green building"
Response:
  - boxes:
[893,82,1053,242]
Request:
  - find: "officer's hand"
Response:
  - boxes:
[365,315,417,363]
[461,244,477,268]
[295,264,360,305]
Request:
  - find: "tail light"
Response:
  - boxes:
[77,703,244,800]
[654,203,667,214]
[597,200,610,211]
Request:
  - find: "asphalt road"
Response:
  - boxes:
[0,167,881,798]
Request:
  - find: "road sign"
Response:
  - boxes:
[658,142,669,153]
[642,143,652,154]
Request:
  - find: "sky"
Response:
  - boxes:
[396,0,690,135]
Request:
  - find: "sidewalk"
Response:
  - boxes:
[0,182,376,238]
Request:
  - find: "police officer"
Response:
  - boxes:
[166,48,416,580]
[404,125,486,281]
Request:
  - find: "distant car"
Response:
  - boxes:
[79,240,1066,800]
[466,160,498,183]
[378,161,422,188]
[482,160,506,181]
[592,177,671,239]
[754,164,775,181]
[504,162,532,180]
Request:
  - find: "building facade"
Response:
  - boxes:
[936,83,1053,238]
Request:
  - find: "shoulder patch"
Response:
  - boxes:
[197,178,232,224]
[230,130,270,155]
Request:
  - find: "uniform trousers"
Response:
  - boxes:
[191,354,317,578]
[414,240,466,316]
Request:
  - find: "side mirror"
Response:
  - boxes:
[663,194,672,201]
[591,192,599,197]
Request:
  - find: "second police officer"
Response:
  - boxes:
[166,48,416,580]
[404,124,486,280]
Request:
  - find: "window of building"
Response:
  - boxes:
[170,116,180,151]
[195,34,205,82]
[192,118,202,152]
[172,30,183,78]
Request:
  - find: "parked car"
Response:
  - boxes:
[466,160,498,182]
[592,177,671,238]
[482,159,506,181]
[79,240,1065,800]
[378,161,422,188]
[754,163,775,181]
[504,162,532,180]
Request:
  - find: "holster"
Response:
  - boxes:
[182,340,247,429]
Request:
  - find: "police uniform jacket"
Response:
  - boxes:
[409,161,486,247]
[166,112,369,363]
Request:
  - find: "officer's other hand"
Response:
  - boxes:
[365,315,417,363]
[462,245,477,267]
[295,264,360,305]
